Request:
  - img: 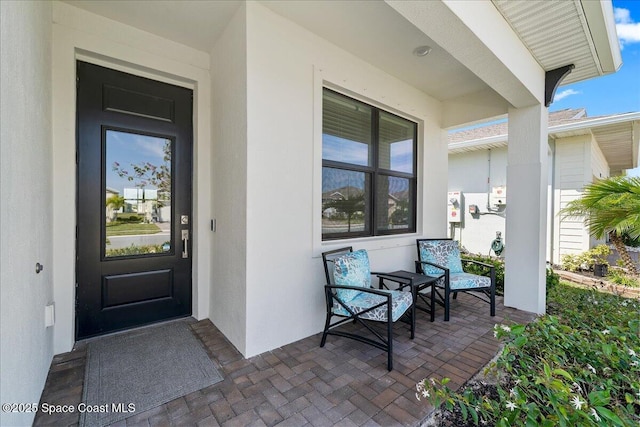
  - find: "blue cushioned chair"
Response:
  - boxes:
[416,238,495,321]
[321,247,414,371]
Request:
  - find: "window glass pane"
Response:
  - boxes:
[375,175,413,232]
[322,90,372,166]
[105,130,172,257]
[322,167,370,236]
[378,111,415,174]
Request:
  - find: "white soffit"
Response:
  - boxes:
[492,0,621,85]
[591,121,640,171]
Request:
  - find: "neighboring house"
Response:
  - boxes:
[448,109,640,264]
[0,1,623,424]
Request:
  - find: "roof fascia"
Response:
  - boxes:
[549,112,640,135]
[449,134,508,153]
[449,112,640,153]
[580,0,623,74]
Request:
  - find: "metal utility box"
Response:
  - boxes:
[490,186,507,205]
[447,191,462,223]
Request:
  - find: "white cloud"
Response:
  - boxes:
[553,89,580,102]
[614,7,640,49]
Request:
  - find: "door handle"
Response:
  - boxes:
[181,229,189,258]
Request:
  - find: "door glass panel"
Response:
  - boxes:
[105,130,172,257]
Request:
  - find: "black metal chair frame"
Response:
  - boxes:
[415,238,496,321]
[321,247,414,371]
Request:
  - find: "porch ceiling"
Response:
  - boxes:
[63,0,243,53]
[64,0,620,114]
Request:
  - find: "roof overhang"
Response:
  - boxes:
[549,114,640,173]
[492,0,622,86]
[450,113,640,173]
[63,0,622,129]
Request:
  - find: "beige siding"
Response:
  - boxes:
[554,137,591,260]
[591,139,610,180]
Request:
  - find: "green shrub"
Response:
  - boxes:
[106,243,166,257]
[607,269,640,288]
[113,213,144,223]
[546,267,559,293]
[561,245,612,272]
[587,244,611,266]
[417,283,640,426]
[561,253,586,272]
[462,254,505,295]
[459,256,558,297]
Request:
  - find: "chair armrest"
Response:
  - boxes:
[461,258,495,271]
[415,260,448,275]
[325,284,398,298]
[460,260,496,289]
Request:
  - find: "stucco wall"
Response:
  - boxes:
[210,4,249,355]
[448,148,508,255]
[448,136,606,264]
[241,2,447,357]
[0,1,54,425]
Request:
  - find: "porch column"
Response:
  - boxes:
[504,104,548,314]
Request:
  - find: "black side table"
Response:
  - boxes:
[377,271,440,330]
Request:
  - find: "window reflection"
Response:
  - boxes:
[322,168,370,236]
[105,130,172,257]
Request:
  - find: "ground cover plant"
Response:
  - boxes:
[417,282,640,426]
[607,268,640,288]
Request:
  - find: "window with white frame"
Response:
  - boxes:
[322,88,417,240]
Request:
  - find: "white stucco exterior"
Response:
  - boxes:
[0,2,54,426]
[0,1,621,422]
[212,2,447,356]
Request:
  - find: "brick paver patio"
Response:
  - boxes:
[34,294,535,426]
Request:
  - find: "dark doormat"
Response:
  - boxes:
[80,319,223,427]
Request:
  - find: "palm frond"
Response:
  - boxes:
[558,176,640,240]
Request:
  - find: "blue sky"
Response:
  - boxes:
[106,130,170,194]
[550,0,640,176]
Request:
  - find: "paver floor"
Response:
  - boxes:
[34,294,535,426]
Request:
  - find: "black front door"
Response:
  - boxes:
[76,61,193,339]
